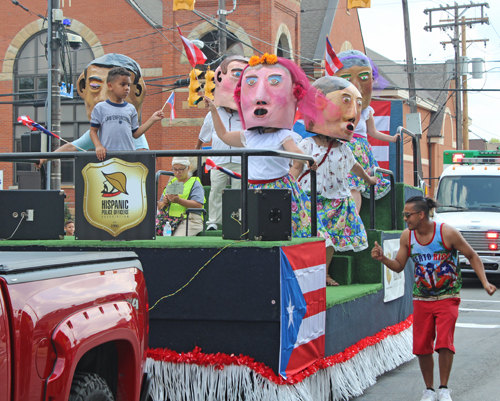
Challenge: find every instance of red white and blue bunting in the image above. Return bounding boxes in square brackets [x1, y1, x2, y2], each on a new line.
[147, 315, 414, 400]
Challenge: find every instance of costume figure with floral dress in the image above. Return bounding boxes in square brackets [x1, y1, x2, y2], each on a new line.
[292, 76, 376, 285]
[204, 53, 331, 242]
[334, 50, 400, 211]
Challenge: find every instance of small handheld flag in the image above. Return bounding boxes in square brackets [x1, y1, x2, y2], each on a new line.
[177, 25, 207, 68]
[325, 37, 343, 76]
[204, 158, 241, 180]
[17, 115, 86, 151]
[161, 92, 176, 124]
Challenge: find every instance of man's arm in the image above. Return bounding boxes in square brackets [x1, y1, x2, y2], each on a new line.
[443, 225, 497, 295]
[35, 142, 78, 168]
[195, 139, 204, 150]
[371, 230, 410, 273]
[196, 112, 213, 149]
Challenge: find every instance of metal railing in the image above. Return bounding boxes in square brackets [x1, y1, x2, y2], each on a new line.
[396, 126, 420, 187]
[0, 149, 317, 240]
[369, 166, 397, 230]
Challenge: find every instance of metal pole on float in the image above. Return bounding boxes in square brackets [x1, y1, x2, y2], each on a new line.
[48, 0, 62, 190]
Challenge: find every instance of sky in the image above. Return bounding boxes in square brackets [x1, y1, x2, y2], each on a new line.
[358, 0, 500, 142]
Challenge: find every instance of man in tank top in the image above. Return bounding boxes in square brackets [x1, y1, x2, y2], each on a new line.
[371, 196, 496, 401]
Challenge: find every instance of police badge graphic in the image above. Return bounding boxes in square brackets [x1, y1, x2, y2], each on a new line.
[82, 158, 148, 236]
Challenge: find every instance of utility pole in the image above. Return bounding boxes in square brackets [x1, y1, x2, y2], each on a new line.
[47, 0, 62, 189]
[218, 0, 227, 56]
[402, 0, 423, 181]
[462, 18, 469, 149]
[424, 1, 489, 150]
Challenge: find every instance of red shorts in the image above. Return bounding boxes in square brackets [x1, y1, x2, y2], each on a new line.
[413, 298, 460, 355]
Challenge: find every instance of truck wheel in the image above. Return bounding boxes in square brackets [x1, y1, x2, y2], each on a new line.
[69, 372, 114, 401]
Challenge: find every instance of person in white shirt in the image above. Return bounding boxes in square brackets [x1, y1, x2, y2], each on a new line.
[195, 56, 248, 231]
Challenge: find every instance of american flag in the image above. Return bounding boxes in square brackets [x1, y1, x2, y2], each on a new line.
[369, 100, 392, 170]
[279, 242, 326, 379]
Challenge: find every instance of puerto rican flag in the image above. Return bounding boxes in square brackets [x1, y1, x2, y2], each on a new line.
[177, 26, 207, 68]
[165, 92, 176, 123]
[17, 115, 61, 139]
[279, 242, 326, 379]
[369, 100, 391, 170]
[204, 157, 241, 179]
[325, 37, 343, 76]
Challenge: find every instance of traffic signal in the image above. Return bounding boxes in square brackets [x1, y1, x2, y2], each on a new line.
[173, 0, 195, 11]
[347, 0, 371, 8]
[188, 68, 203, 107]
[204, 67, 215, 100]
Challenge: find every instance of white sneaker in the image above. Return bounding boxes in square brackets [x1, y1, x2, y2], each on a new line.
[420, 389, 438, 401]
[437, 388, 452, 400]
[206, 223, 218, 231]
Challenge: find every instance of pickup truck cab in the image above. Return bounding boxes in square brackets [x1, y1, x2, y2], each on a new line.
[0, 251, 150, 401]
[433, 150, 500, 276]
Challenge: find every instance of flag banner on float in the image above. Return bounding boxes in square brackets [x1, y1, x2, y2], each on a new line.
[369, 100, 392, 170]
[383, 239, 406, 302]
[279, 242, 326, 379]
[325, 37, 343, 76]
[177, 26, 207, 68]
[204, 158, 241, 179]
[18, 116, 61, 139]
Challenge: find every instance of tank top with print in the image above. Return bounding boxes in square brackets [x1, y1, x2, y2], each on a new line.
[409, 222, 461, 299]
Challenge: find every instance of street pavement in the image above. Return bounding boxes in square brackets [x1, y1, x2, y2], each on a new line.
[354, 277, 500, 401]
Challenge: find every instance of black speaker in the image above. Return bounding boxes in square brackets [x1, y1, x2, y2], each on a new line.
[222, 189, 292, 241]
[0, 190, 66, 240]
[20, 131, 42, 152]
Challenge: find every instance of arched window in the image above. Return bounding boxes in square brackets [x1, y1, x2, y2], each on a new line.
[13, 30, 93, 185]
[198, 30, 239, 68]
[277, 33, 291, 59]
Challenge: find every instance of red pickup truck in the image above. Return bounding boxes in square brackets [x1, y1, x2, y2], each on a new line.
[0, 251, 150, 401]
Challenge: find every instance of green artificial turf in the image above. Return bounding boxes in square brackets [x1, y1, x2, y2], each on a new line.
[0, 235, 324, 249]
[326, 283, 383, 309]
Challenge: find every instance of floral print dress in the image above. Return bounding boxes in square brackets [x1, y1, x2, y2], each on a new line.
[298, 138, 368, 252]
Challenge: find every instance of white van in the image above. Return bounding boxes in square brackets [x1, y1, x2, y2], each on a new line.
[433, 151, 500, 275]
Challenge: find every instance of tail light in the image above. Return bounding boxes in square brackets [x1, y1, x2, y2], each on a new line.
[486, 232, 499, 239]
[489, 243, 498, 251]
[452, 153, 465, 163]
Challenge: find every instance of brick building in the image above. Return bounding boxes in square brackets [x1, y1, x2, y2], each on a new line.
[1, 0, 301, 207]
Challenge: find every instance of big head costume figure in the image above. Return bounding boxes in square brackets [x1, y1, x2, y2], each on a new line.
[214, 55, 248, 110]
[333, 50, 388, 110]
[305, 76, 362, 141]
[77, 53, 146, 120]
[234, 53, 320, 131]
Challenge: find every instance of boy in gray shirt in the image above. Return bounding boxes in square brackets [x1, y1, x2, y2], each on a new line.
[90, 67, 163, 160]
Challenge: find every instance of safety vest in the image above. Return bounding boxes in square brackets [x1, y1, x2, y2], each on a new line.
[163, 176, 205, 218]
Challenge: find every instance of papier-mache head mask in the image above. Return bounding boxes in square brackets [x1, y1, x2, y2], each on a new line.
[303, 76, 362, 141]
[234, 54, 321, 130]
[334, 50, 389, 110]
[214, 55, 249, 110]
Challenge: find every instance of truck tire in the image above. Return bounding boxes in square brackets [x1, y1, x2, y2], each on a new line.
[69, 372, 114, 401]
